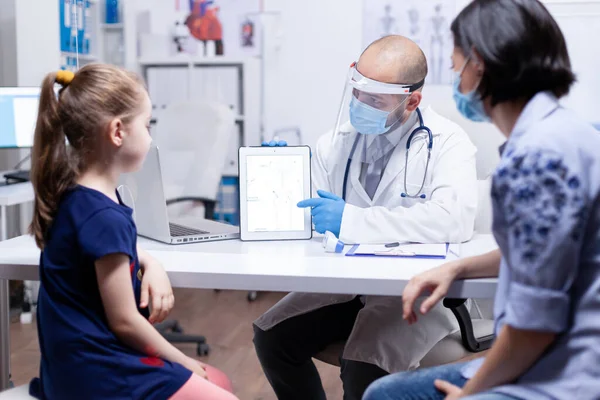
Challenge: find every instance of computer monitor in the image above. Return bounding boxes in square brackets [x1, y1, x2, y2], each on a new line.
[0, 87, 40, 149]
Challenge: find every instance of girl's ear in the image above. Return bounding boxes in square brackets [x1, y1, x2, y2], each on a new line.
[107, 118, 124, 147]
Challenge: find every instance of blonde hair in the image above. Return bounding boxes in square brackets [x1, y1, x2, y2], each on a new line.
[30, 64, 146, 249]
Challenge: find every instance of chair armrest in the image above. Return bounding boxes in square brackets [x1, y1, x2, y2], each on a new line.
[443, 298, 494, 353]
[166, 197, 217, 220]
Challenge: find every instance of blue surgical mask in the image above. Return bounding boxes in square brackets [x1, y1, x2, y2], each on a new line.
[349, 96, 394, 135]
[452, 71, 490, 123]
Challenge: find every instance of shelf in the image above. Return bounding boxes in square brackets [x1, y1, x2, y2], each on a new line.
[150, 115, 244, 124]
[61, 52, 99, 61]
[101, 23, 124, 30]
[138, 56, 258, 67]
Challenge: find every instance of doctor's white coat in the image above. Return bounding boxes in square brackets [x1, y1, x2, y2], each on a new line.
[254, 106, 478, 373]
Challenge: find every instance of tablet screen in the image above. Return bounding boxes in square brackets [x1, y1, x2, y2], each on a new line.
[246, 154, 305, 232]
[239, 146, 312, 241]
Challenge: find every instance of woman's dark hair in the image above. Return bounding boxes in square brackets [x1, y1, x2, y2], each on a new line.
[451, 0, 576, 105]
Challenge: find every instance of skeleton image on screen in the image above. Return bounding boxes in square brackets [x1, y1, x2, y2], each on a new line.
[429, 4, 447, 84]
[362, 0, 456, 85]
[245, 155, 305, 232]
[407, 7, 420, 44]
[380, 4, 399, 36]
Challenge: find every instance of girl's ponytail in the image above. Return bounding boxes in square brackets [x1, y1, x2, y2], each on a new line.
[29, 72, 76, 249]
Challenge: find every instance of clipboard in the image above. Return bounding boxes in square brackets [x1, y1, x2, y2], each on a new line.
[345, 243, 450, 259]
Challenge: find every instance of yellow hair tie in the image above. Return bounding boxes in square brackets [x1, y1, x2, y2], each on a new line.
[56, 70, 75, 86]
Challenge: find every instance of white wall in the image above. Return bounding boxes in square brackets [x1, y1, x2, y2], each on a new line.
[542, 0, 600, 124]
[0, 0, 60, 238]
[261, 0, 363, 144]
[14, 1, 61, 86]
[259, 0, 600, 168]
[0, 0, 61, 87]
[0, 0, 18, 87]
[135, 0, 600, 147]
[260, 0, 472, 148]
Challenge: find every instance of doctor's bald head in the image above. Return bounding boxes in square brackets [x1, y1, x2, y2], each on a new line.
[355, 35, 427, 121]
[357, 35, 428, 88]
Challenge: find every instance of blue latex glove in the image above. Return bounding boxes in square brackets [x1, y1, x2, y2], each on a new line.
[261, 140, 287, 147]
[297, 190, 345, 237]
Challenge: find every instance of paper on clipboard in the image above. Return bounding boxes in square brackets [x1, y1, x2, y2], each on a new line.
[346, 243, 450, 258]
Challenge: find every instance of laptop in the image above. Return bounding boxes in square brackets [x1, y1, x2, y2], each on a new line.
[117, 146, 240, 244]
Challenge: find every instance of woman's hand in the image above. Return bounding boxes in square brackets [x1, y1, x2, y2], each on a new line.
[435, 379, 465, 400]
[402, 260, 463, 324]
[140, 259, 175, 324]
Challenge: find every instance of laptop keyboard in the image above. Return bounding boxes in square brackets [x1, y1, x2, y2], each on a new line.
[169, 223, 209, 237]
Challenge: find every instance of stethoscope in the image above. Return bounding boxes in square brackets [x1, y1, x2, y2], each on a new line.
[342, 108, 433, 201]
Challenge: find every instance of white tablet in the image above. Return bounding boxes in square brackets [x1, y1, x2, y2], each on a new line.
[238, 146, 312, 241]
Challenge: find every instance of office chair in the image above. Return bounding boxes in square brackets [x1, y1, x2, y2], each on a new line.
[313, 301, 495, 367]
[154, 101, 235, 220]
[152, 101, 237, 355]
[314, 179, 497, 368]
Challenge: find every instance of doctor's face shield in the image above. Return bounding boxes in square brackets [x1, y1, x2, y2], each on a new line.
[333, 63, 424, 137]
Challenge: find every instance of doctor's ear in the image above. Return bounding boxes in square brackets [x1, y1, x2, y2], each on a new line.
[405, 92, 422, 113]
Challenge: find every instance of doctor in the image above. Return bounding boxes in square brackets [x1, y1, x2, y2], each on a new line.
[254, 35, 478, 400]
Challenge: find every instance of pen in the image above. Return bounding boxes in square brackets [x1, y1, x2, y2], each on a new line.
[385, 242, 400, 248]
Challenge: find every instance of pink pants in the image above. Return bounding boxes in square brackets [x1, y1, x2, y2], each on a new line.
[169, 365, 239, 400]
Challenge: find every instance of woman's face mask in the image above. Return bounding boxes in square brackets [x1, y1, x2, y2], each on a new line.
[452, 56, 490, 123]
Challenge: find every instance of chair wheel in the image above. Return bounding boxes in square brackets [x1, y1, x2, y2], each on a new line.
[197, 343, 210, 356]
[172, 323, 184, 334]
[247, 291, 258, 302]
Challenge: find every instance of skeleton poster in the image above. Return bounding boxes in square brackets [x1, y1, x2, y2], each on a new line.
[362, 0, 457, 85]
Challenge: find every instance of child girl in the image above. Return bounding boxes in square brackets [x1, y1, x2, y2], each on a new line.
[29, 64, 238, 400]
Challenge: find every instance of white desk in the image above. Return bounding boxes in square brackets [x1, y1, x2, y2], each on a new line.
[0, 233, 498, 390]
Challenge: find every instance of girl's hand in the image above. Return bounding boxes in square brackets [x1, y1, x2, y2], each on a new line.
[140, 260, 174, 323]
[183, 357, 208, 380]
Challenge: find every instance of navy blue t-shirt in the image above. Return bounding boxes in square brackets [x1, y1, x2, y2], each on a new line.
[32, 185, 191, 399]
